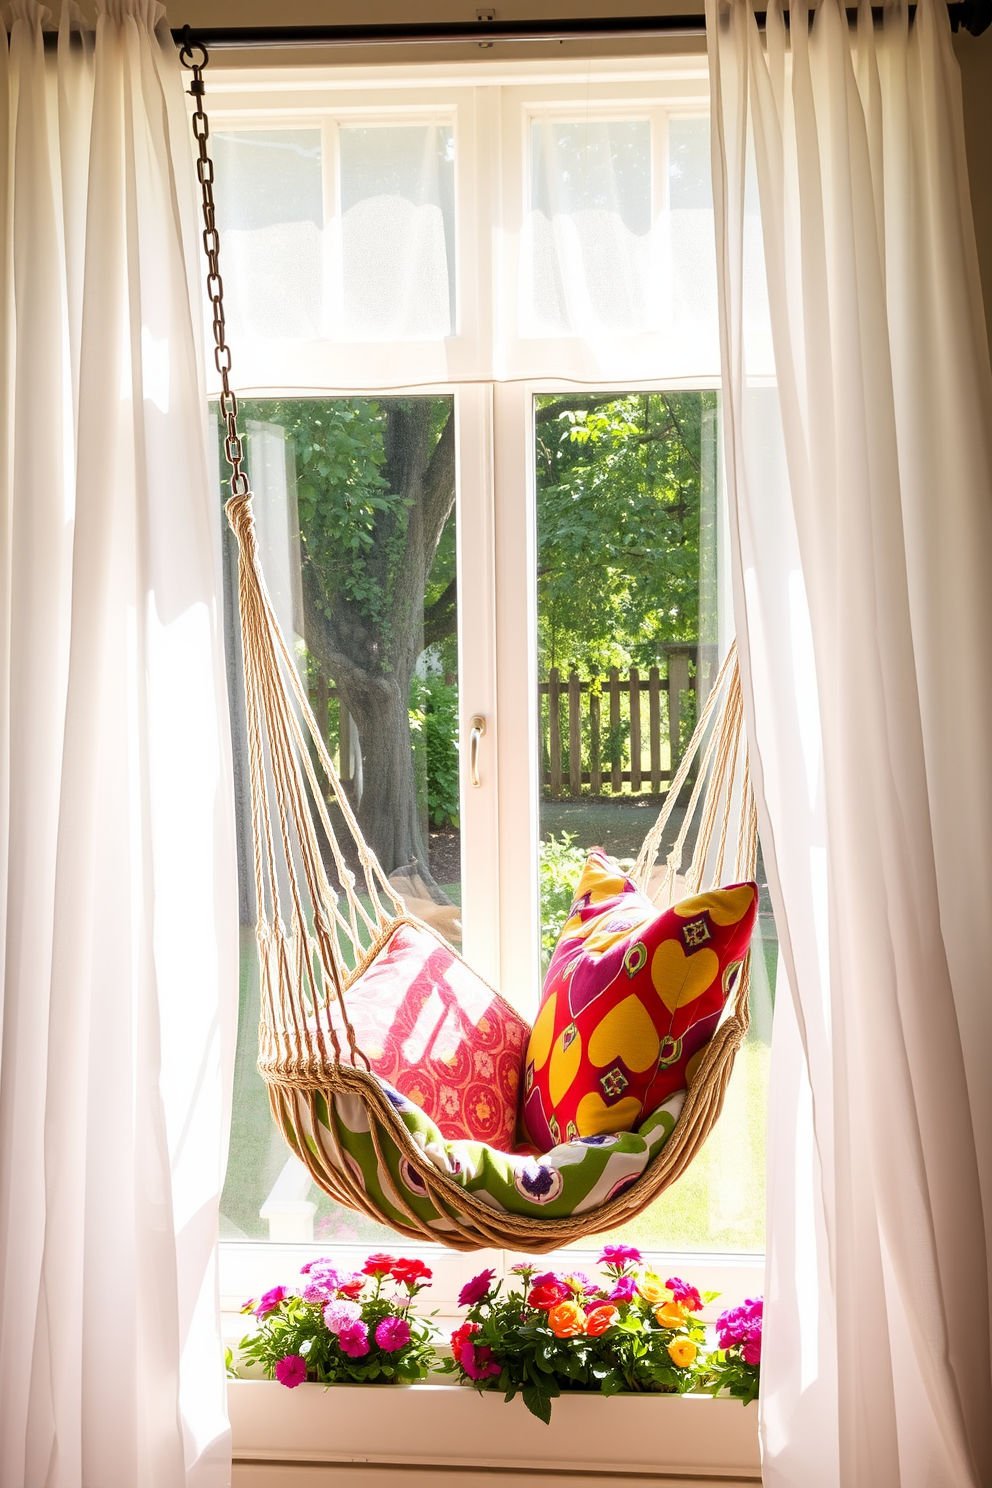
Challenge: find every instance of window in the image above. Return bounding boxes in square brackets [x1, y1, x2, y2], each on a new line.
[208, 54, 771, 1321]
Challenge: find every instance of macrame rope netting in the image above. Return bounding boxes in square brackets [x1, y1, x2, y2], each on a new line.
[228, 482, 757, 1248]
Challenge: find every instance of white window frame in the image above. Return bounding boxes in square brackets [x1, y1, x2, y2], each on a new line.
[209, 53, 766, 1320]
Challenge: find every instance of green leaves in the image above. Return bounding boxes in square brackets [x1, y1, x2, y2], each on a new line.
[535, 391, 716, 677]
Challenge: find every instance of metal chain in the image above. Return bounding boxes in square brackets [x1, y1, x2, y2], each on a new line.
[179, 28, 250, 500]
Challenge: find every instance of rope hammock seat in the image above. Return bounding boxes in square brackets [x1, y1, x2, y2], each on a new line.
[181, 40, 758, 1253]
[232, 473, 756, 1250]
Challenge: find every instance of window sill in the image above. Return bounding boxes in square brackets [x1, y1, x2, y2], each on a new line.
[229, 1380, 760, 1483]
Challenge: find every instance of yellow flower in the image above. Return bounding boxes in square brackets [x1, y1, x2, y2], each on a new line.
[547, 1301, 588, 1338]
[637, 1276, 667, 1306]
[667, 1338, 698, 1368]
[655, 1301, 687, 1328]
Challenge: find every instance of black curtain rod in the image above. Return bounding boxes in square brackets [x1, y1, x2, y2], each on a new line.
[171, 3, 991, 48]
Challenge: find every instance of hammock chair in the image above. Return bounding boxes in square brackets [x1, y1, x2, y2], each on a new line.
[181, 40, 758, 1252]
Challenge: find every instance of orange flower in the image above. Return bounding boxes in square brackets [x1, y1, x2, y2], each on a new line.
[637, 1276, 667, 1306]
[547, 1301, 588, 1338]
[585, 1304, 619, 1337]
[667, 1338, 698, 1368]
[655, 1301, 688, 1328]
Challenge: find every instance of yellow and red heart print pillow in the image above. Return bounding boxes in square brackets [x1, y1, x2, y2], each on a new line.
[520, 851, 757, 1152]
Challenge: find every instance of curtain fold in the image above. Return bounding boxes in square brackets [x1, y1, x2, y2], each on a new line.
[0, 4, 237, 1485]
[707, 0, 992, 1483]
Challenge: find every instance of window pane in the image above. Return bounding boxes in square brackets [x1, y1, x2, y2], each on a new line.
[668, 116, 718, 331]
[212, 129, 324, 340]
[339, 124, 456, 340]
[533, 391, 772, 1252]
[527, 119, 652, 335]
[217, 395, 461, 1243]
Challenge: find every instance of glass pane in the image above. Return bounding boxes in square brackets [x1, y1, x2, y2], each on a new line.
[667, 116, 718, 331]
[212, 129, 324, 340]
[217, 395, 461, 1243]
[533, 391, 773, 1252]
[527, 118, 652, 335]
[339, 124, 456, 340]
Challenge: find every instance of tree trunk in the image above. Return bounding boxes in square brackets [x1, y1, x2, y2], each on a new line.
[335, 661, 427, 877]
[298, 400, 456, 884]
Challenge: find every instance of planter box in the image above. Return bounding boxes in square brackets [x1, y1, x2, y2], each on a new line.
[229, 1379, 759, 1485]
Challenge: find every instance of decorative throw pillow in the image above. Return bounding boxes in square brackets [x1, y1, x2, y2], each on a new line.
[520, 851, 757, 1153]
[332, 920, 530, 1151]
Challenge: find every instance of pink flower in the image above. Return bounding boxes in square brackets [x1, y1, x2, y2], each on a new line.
[599, 1244, 642, 1270]
[300, 1257, 335, 1275]
[254, 1286, 289, 1318]
[462, 1339, 501, 1381]
[338, 1320, 370, 1358]
[323, 1299, 362, 1334]
[666, 1277, 703, 1312]
[607, 1276, 638, 1304]
[458, 1268, 496, 1307]
[274, 1354, 307, 1388]
[375, 1315, 411, 1352]
[716, 1297, 763, 1359]
[301, 1265, 365, 1306]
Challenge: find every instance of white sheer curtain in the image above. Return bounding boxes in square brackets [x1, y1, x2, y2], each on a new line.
[707, 0, 992, 1483]
[0, 4, 237, 1486]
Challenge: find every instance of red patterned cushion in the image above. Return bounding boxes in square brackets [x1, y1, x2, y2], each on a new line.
[336, 921, 530, 1150]
[520, 852, 757, 1152]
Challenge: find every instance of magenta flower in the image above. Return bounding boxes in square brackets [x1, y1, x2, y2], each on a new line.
[462, 1339, 501, 1380]
[458, 1268, 496, 1307]
[529, 1270, 564, 1288]
[666, 1277, 703, 1312]
[375, 1315, 412, 1352]
[338, 1320, 370, 1358]
[599, 1244, 642, 1270]
[607, 1276, 638, 1304]
[274, 1354, 307, 1388]
[716, 1297, 763, 1359]
[323, 1299, 361, 1334]
[254, 1286, 289, 1318]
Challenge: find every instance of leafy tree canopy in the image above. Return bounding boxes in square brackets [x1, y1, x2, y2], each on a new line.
[535, 390, 716, 676]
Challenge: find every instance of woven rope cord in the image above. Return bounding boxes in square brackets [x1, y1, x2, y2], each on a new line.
[229, 484, 757, 1248]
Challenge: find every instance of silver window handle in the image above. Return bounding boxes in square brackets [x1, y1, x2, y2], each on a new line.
[469, 715, 486, 788]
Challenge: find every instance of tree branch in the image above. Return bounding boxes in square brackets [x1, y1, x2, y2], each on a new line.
[421, 409, 457, 554]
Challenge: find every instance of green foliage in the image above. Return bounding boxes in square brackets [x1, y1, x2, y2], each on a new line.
[535, 391, 715, 678]
[232, 397, 453, 670]
[410, 673, 460, 829]
[698, 1348, 760, 1405]
[440, 1258, 713, 1423]
[538, 833, 587, 970]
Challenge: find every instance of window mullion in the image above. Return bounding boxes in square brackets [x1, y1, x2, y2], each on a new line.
[492, 379, 541, 1014]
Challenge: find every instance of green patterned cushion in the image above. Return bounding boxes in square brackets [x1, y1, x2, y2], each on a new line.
[273, 1074, 684, 1241]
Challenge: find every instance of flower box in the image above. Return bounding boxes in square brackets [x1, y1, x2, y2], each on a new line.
[228, 1379, 759, 1483]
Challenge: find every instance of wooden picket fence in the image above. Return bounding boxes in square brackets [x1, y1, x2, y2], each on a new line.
[540, 646, 715, 798]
